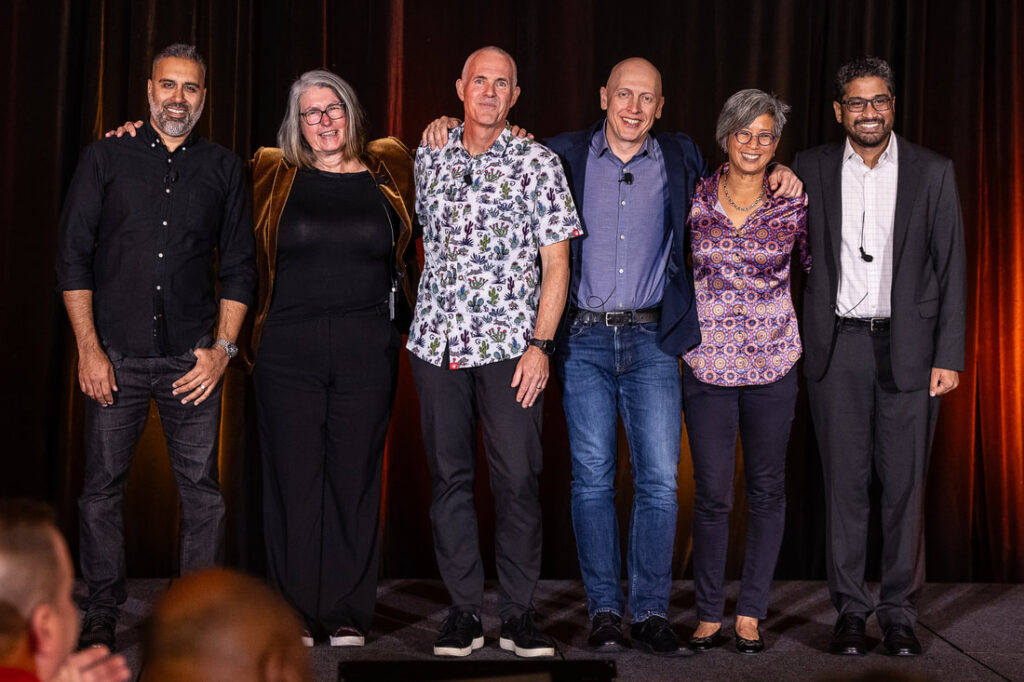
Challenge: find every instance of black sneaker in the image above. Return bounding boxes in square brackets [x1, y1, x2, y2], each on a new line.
[433, 609, 483, 657]
[630, 615, 683, 656]
[78, 611, 117, 651]
[588, 611, 626, 649]
[499, 611, 555, 658]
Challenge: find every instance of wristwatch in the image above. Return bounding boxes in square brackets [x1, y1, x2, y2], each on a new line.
[214, 339, 239, 358]
[528, 338, 556, 356]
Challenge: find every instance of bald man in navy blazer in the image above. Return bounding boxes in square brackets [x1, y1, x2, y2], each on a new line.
[792, 56, 965, 657]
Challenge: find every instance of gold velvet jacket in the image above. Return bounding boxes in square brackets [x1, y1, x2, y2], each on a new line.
[246, 138, 420, 369]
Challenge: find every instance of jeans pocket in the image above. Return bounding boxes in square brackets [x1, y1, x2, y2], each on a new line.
[637, 321, 660, 337]
[567, 319, 592, 339]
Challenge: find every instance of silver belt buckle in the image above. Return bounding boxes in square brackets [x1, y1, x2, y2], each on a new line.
[869, 317, 885, 332]
[604, 311, 628, 326]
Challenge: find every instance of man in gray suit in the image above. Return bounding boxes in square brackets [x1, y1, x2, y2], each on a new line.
[792, 56, 966, 657]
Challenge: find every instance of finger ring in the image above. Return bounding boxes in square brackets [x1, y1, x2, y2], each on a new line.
[200, 384, 207, 390]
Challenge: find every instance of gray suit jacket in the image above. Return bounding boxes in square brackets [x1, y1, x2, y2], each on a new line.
[792, 134, 966, 391]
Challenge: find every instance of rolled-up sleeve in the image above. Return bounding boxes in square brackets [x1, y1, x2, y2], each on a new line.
[216, 155, 257, 306]
[56, 143, 104, 292]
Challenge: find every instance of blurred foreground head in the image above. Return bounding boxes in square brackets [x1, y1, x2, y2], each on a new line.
[0, 499, 79, 682]
[142, 568, 312, 682]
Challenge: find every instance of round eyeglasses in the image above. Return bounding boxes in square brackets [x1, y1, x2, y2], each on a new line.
[301, 103, 346, 126]
[732, 130, 778, 146]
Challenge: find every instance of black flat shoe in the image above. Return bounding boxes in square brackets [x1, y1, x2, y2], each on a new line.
[688, 627, 724, 651]
[735, 632, 764, 654]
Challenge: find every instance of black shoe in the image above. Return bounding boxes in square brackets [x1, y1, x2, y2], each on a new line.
[883, 624, 922, 656]
[735, 631, 764, 654]
[630, 616, 683, 656]
[433, 609, 483, 657]
[689, 626, 724, 651]
[500, 610, 556, 658]
[828, 614, 866, 655]
[78, 611, 116, 651]
[588, 612, 626, 649]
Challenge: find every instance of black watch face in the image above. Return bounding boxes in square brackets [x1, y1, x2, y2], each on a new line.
[530, 338, 555, 355]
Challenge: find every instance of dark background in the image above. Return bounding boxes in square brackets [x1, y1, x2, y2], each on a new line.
[2, 0, 1022, 584]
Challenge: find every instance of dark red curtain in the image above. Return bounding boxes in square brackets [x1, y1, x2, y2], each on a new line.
[2, 0, 1021, 582]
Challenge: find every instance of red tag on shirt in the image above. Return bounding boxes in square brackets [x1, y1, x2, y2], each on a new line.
[449, 359, 460, 370]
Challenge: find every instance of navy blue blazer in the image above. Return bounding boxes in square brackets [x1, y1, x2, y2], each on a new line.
[546, 121, 707, 355]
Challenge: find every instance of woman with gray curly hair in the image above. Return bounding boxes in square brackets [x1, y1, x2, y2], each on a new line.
[683, 89, 809, 654]
[249, 69, 419, 649]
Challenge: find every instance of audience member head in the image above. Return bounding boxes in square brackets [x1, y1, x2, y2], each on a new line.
[142, 568, 312, 682]
[0, 499, 79, 681]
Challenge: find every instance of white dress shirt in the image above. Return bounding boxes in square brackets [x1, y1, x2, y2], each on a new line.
[837, 132, 898, 318]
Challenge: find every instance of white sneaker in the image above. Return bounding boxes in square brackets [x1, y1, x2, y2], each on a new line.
[330, 625, 366, 647]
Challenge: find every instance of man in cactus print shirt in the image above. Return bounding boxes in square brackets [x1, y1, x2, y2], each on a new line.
[408, 46, 579, 660]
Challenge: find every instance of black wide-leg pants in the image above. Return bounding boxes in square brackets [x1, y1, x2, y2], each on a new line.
[254, 314, 399, 635]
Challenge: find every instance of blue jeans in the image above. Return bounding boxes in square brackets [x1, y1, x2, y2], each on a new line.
[557, 320, 682, 622]
[78, 343, 225, 618]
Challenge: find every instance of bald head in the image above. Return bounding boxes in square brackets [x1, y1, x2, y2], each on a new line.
[600, 57, 665, 161]
[142, 569, 311, 682]
[605, 57, 662, 95]
[461, 46, 518, 87]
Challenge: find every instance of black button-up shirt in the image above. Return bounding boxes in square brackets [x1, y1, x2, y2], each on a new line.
[56, 122, 255, 357]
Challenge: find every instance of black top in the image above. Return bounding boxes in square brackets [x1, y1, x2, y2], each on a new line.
[267, 168, 396, 324]
[56, 121, 256, 357]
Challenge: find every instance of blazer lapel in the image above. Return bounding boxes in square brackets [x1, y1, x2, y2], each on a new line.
[654, 129, 687, 240]
[892, 134, 921, 269]
[821, 143, 844, 287]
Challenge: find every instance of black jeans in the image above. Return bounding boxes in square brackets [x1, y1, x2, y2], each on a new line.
[79, 344, 224, 617]
[410, 354, 544, 620]
[254, 314, 399, 635]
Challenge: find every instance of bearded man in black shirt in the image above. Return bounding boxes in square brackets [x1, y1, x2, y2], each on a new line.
[55, 43, 255, 652]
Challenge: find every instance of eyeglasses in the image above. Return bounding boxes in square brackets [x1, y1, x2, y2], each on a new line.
[839, 95, 893, 112]
[301, 103, 346, 126]
[732, 130, 778, 146]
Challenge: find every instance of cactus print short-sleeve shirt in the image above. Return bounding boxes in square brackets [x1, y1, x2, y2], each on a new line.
[408, 125, 581, 369]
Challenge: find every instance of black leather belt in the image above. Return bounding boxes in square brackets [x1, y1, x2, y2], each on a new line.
[569, 307, 661, 327]
[837, 316, 890, 333]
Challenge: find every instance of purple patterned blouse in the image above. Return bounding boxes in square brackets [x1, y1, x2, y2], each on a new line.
[684, 163, 810, 386]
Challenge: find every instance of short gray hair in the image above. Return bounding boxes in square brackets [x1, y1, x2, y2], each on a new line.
[715, 89, 791, 152]
[152, 43, 206, 82]
[0, 500, 60, 621]
[277, 69, 368, 169]
[461, 46, 518, 88]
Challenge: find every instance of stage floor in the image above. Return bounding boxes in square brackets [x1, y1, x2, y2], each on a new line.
[80, 578, 1023, 681]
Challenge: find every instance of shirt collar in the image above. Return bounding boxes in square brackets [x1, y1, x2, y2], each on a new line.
[590, 124, 652, 161]
[843, 131, 898, 167]
[141, 119, 200, 151]
[451, 123, 514, 158]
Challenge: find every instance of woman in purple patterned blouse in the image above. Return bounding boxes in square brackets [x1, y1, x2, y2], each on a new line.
[683, 89, 809, 655]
